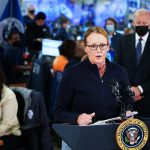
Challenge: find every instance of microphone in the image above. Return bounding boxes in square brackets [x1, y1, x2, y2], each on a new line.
[121, 80, 135, 103]
[110, 80, 122, 103]
[110, 79, 126, 119]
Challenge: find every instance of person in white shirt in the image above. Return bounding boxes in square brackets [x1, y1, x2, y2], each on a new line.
[0, 67, 22, 150]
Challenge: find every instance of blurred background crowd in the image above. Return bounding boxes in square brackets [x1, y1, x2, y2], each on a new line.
[0, 0, 150, 149]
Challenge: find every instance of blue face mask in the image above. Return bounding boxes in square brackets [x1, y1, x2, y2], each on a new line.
[106, 25, 115, 33]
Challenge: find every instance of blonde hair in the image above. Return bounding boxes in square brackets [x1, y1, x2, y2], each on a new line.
[81, 54, 88, 62]
[84, 26, 109, 45]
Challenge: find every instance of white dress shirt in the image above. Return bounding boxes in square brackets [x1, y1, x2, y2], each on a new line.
[135, 32, 149, 54]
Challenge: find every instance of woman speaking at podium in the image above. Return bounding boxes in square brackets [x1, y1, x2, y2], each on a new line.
[53, 26, 133, 150]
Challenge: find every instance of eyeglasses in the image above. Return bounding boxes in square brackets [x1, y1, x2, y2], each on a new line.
[86, 44, 108, 51]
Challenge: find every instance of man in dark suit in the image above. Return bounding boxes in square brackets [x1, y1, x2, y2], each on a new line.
[115, 9, 150, 117]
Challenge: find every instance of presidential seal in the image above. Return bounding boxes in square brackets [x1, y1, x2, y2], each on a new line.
[116, 118, 149, 150]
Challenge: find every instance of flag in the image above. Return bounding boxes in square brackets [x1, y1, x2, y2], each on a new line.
[0, 0, 24, 43]
[0, 0, 23, 22]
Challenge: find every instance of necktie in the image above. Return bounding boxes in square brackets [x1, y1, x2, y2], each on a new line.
[136, 38, 142, 66]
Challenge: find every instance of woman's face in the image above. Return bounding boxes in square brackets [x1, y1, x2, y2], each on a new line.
[85, 32, 109, 65]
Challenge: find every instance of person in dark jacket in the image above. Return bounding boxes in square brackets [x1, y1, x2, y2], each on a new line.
[64, 40, 86, 70]
[53, 26, 133, 150]
[104, 17, 123, 51]
[25, 12, 51, 54]
[56, 18, 72, 41]
[52, 40, 76, 73]
[3, 30, 31, 85]
[115, 9, 150, 118]
[23, 5, 35, 28]
[104, 17, 123, 62]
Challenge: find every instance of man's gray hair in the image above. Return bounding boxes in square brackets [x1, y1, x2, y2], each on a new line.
[133, 8, 150, 21]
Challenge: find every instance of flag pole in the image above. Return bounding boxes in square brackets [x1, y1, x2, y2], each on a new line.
[10, 0, 13, 17]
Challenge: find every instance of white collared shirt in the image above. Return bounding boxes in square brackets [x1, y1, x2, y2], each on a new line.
[135, 32, 149, 54]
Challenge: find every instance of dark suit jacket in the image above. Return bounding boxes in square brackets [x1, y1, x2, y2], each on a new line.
[110, 32, 123, 51]
[115, 32, 150, 117]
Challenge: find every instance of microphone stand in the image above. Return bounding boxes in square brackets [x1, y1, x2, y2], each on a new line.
[90, 81, 138, 125]
[90, 81, 138, 126]
[111, 82, 126, 120]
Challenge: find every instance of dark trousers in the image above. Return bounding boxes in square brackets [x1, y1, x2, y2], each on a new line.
[0, 135, 23, 150]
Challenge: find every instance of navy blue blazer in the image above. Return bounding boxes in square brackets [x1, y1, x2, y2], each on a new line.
[53, 59, 131, 124]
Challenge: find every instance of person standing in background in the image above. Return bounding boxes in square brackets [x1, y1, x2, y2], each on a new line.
[3, 30, 31, 85]
[115, 9, 150, 118]
[105, 17, 123, 52]
[124, 27, 134, 35]
[25, 12, 51, 55]
[55, 18, 72, 41]
[64, 40, 86, 69]
[52, 40, 76, 73]
[23, 5, 35, 28]
[104, 17, 123, 62]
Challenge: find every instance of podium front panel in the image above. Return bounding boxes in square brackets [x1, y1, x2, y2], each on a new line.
[53, 123, 119, 150]
[53, 121, 150, 150]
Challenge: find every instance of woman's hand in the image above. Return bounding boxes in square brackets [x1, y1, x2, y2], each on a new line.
[126, 111, 134, 118]
[77, 112, 95, 125]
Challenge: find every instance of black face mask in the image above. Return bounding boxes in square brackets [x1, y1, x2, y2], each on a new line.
[29, 10, 35, 14]
[135, 26, 149, 36]
[12, 41, 21, 47]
